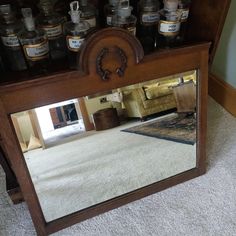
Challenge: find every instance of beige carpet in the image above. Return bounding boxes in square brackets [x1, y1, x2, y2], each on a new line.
[1, 97, 236, 236]
[24, 114, 196, 222]
[43, 121, 85, 148]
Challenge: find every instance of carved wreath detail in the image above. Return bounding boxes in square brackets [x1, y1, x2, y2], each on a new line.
[96, 47, 127, 81]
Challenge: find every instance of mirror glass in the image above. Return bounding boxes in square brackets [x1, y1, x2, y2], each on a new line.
[11, 70, 197, 222]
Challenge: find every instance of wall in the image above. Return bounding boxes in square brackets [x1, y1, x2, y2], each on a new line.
[12, 112, 34, 143]
[211, 0, 236, 88]
[35, 107, 54, 133]
[84, 95, 112, 122]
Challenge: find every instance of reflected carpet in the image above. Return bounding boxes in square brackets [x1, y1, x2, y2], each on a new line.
[122, 114, 196, 145]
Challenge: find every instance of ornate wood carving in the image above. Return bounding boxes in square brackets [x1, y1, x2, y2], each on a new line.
[96, 46, 127, 81]
[96, 48, 110, 81]
[79, 28, 144, 78]
[116, 47, 127, 77]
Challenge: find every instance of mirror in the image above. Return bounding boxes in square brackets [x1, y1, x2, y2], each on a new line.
[11, 70, 197, 222]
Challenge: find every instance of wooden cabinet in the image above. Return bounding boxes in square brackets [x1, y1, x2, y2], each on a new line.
[0, 1, 231, 235]
[0, 0, 231, 84]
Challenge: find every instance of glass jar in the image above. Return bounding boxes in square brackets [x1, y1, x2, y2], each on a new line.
[0, 50, 6, 73]
[104, 0, 119, 26]
[18, 8, 50, 75]
[15, 0, 40, 18]
[0, 4, 27, 71]
[177, 0, 191, 43]
[79, 0, 97, 29]
[54, 0, 72, 21]
[63, 1, 90, 69]
[111, 0, 137, 36]
[137, 0, 160, 54]
[157, 0, 181, 48]
[37, 0, 67, 61]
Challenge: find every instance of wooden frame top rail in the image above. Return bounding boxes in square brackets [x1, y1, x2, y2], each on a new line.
[0, 42, 210, 115]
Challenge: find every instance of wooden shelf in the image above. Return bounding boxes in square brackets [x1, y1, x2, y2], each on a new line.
[0, 41, 207, 87]
[0, 58, 71, 85]
[0, 40, 210, 115]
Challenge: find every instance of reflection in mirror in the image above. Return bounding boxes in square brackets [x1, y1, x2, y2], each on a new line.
[11, 70, 197, 222]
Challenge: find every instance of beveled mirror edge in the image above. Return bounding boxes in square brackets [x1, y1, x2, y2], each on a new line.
[0, 41, 209, 235]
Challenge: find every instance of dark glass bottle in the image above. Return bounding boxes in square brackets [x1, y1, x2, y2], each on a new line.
[15, 0, 40, 18]
[0, 51, 6, 73]
[18, 8, 50, 75]
[104, 0, 119, 26]
[177, 0, 191, 43]
[130, 0, 138, 16]
[111, 0, 137, 36]
[37, 0, 67, 61]
[63, 1, 90, 69]
[54, 0, 72, 21]
[0, 4, 27, 72]
[159, 0, 164, 8]
[79, 0, 97, 29]
[157, 0, 181, 48]
[137, 0, 160, 54]
[0, 34, 9, 73]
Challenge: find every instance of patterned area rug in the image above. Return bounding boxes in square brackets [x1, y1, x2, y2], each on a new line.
[122, 114, 196, 145]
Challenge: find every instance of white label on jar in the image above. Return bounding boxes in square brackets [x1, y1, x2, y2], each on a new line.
[67, 36, 85, 52]
[1, 35, 20, 47]
[127, 27, 136, 36]
[180, 9, 189, 21]
[159, 21, 181, 36]
[84, 17, 96, 28]
[106, 16, 112, 25]
[24, 40, 49, 61]
[141, 12, 160, 24]
[42, 24, 63, 39]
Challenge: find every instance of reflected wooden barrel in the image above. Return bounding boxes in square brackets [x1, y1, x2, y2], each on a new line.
[93, 108, 120, 131]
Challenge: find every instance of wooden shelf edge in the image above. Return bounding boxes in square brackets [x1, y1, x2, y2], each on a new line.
[0, 42, 211, 92]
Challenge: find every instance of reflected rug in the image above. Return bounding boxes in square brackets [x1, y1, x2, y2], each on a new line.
[122, 114, 196, 145]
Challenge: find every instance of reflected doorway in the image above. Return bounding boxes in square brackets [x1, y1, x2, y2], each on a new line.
[35, 99, 85, 148]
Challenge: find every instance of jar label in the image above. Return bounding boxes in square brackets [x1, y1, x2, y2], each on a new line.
[106, 16, 112, 25]
[1, 35, 20, 47]
[67, 36, 85, 52]
[41, 24, 63, 39]
[127, 27, 136, 36]
[23, 40, 49, 61]
[141, 12, 160, 24]
[159, 21, 181, 36]
[179, 8, 189, 22]
[84, 17, 96, 28]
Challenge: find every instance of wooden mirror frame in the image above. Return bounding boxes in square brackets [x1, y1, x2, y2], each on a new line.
[0, 28, 210, 236]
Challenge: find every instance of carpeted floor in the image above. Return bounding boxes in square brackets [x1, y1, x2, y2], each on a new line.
[24, 116, 195, 222]
[43, 120, 85, 148]
[1, 97, 236, 236]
